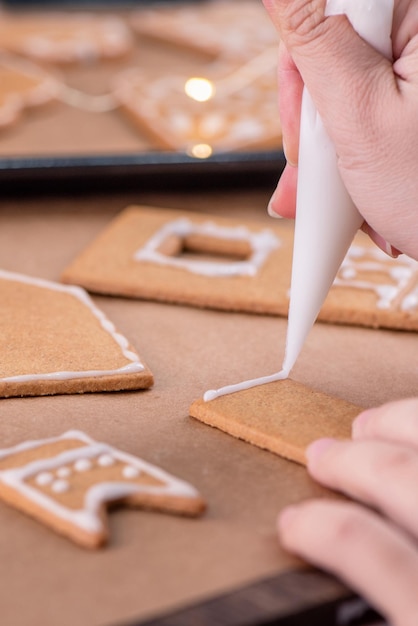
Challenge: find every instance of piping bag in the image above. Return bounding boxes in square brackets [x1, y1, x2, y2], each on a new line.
[204, 0, 393, 402]
[282, 0, 394, 374]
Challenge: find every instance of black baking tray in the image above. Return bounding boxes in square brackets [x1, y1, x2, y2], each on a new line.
[0, 150, 286, 195]
[0, 0, 284, 194]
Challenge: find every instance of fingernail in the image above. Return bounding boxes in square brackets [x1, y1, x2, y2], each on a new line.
[267, 191, 283, 218]
[278, 505, 299, 531]
[267, 199, 283, 218]
[306, 438, 335, 465]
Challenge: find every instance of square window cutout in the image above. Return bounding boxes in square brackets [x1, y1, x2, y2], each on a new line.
[61, 205, 293, 315]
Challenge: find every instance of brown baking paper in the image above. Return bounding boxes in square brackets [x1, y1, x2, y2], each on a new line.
[0, 190, 416, 626]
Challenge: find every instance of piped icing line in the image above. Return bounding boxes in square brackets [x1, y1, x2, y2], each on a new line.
[0, 431, 200, 535]
[0, 269, 144, 383]
[334, 245, 418, 311]
[134, 218, 280, 277]
[204, 369, 289, 402]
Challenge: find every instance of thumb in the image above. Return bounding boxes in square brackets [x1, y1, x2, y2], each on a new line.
[262, 0, 395, 146]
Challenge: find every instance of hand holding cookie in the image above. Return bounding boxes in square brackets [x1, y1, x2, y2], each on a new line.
[263, 0, 418, 260]
[278, 397, 418, 625]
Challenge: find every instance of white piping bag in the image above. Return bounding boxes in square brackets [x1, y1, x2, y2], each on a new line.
[203, 0, 394, 402]
[282, 0, 394, 374]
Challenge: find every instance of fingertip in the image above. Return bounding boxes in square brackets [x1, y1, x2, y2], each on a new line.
[278, 505, 299, 533]
[352, 409, 375, 438]
[306, 437, 336, 467]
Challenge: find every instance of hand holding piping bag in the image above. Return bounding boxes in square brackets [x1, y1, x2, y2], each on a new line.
[262, 2, 418, 622]
[264, 0, 418, 262]
[270, 0, 396, 375]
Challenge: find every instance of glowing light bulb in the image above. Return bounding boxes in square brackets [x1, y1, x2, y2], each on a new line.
[189, 143, 213, 159]
[184, 77, 215, 102]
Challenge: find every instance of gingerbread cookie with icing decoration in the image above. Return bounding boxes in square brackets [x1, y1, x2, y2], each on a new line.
[0, 431, 205, 548]
[61, 205, 418, 330]
[61, 205, 286, 314]
[190, 379, 361, 466]
[0, 269, 153, 398]
[0, 53, 58, 129]
[112, 57, 281, 155]
[130, 0, 278, 61]
[0, 12, 132, 64]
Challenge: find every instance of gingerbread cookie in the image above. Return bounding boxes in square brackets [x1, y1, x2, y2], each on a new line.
[113, 56, 281, 155]
[190, 379, 361, 465]
[0, 269, 153, 398]
[131, 0, 278, 61]
[61, 205, 285, 313]
[0, 12, 132, 63]
[0, 53, 58, 129]
[61, 205, 418, 330]
[0, 430, 205, 548]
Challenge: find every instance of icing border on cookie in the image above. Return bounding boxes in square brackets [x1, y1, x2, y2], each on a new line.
[0, 269, 144, 383]
[0, 431, 199, 535]
[134, 218, 280, 277]
[335, 245, 418, 311]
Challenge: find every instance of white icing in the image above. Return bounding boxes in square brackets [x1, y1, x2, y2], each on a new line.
[134, 218, 280, 277]
[204, 369, 288, 402]
[0, 431, 200, 535]
[56, 466, 71, 479]
[35, 472, 54, 487]
[98, 454, 115, 467]
[335, 245, 418, 310]
[122, 466, 140, 480]
[74, 458, 92, 472]
[51, 479, 70, 494]
[0, 269, 144, 385]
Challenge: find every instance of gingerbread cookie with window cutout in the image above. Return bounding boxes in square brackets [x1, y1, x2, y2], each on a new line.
[113, 56, 281, 155]
[0, 12, 132, 64]
[0, 269, 153, 398]
[61, 205, 418, 330]
[0, 430, 205, 548]
[131, 0, 278, 61]
[0, 53, 58, 129]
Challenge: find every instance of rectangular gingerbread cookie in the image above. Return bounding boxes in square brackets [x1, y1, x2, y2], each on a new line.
[61, 205, 418, 331]
[0, 269, 153, 398]
[190, 379, 361, 466]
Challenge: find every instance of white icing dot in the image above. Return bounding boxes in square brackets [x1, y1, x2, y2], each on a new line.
[51, 479, 70, 494]
[122, 465, 140, 479]
[74, 458, 92, 472]
[35, 472, 53, 486]
[98, 454, 115, 467]
[56, 466, 71, 478]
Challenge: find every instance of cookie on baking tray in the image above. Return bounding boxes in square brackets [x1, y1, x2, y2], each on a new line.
[112, 59, 281, 155]
[0, 12, 132, 63]
[0, 430, 205, 548]
[130, 0, 278, 61]
[61, 205, 418, 331]
[0, 53, 58, 129]
[0, 269, 153, 398]
[190, 379, 361, 466]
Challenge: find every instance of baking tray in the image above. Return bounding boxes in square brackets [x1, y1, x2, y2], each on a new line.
[0, 0, 285, 193]
[0, 150, 285, 194]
